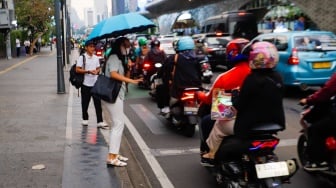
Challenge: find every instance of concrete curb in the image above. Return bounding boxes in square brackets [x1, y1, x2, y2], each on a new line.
[101, 104, 152, 188]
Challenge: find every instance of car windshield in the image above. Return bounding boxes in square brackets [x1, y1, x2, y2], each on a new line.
[294, 34, 336, 51]
[206, 37, 229, 46]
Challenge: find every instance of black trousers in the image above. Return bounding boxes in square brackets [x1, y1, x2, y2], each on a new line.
[156, 84, 170, 109]
[307, 113, 336, 162]
[199, 114, 215, 154]
[80, 85, 103, 123]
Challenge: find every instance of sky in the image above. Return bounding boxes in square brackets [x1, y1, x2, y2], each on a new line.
[71, 0, 146, 20]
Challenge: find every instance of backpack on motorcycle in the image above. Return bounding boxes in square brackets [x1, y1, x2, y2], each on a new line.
[69, 55, 85, 95]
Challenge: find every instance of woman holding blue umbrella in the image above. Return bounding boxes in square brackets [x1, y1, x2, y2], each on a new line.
[103, 37, 143, 167]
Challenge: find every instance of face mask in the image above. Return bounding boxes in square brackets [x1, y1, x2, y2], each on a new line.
[126, 47, 130, 54]
[121, 47, 127, 55]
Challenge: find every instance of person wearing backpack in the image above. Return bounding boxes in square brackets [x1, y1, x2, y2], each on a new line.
[76, 40, 108, 129]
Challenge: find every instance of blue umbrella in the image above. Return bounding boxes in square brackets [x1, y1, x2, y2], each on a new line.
[86, 12, 156, 41]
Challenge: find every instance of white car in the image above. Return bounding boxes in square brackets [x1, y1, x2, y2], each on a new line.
[158, 37, 175, 55]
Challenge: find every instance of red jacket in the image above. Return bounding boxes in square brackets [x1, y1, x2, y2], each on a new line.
[307, 73, 336, 104]
[198, 62, 251, 104]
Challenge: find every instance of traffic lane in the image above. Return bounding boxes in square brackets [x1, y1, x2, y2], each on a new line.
[276, 146, 335, 188]
[123, 84, 325, 188]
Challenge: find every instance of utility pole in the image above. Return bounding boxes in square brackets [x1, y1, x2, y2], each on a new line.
[54, 0, 65, 94]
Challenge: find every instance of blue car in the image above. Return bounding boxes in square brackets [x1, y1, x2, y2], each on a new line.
[251, 31, 336, 89]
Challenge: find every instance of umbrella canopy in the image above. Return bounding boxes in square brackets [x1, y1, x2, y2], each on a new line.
[86, 12, 156, 41]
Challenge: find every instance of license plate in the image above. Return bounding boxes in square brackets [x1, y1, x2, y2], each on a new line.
[255, 161, 289, 179]
[154, 78, 163, 85]
[203, 70, 213, 76]
[216, 50, 224, 55]
[184, 107, 198, 114]
[312, 62, 331, 69]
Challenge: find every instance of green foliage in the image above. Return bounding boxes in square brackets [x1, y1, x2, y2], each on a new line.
[14, 0, 54, 54]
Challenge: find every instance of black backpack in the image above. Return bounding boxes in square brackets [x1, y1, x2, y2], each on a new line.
[69, 54, 85, 89]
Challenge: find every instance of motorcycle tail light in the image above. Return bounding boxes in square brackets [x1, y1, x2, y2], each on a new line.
[181, 91, 195, 101]
[202, 63, 209, 70]
[96, 50, 103, 56]
[143, 62, 151, 69]
[325, 136, 336, 150]
[249, 139, 279, 151]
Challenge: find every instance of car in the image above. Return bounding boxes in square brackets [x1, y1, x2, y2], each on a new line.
[251, 31, 336, 90]
[192, 33, 232, 70]
[95, 41, 105, 64]
[157, 36, 177, 55]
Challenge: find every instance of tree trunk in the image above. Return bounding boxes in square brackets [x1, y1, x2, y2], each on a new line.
[29, 32, 44, 55]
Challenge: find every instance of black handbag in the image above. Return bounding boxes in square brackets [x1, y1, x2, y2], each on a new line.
[91, 74, 122, 103]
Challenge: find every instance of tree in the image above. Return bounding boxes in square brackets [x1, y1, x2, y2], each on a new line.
[14, 0, 54, 55]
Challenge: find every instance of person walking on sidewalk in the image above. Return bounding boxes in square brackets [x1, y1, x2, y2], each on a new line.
[104, 37, 143, 167]
[76, 40, 108, 129]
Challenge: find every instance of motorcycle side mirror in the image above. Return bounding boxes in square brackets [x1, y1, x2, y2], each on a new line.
[155, 63, 162, 68]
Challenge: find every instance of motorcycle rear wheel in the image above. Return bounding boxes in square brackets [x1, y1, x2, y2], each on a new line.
[182, 124, 196, 137]
[297, 134, 310, 166]
[260, 178, 283, 188]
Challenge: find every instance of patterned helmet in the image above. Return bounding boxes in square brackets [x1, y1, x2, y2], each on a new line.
[138, 37, 148, 46]
[249, 41, 279, 69]
[225, 38, 250, 63]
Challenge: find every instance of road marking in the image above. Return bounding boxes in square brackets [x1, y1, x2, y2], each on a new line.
[130, 104, 167, 134]
[0, 51, 54, 76]
[0, 56, 37, 75]
[151, 138, 298, 157]
[124, 114, 174, 188]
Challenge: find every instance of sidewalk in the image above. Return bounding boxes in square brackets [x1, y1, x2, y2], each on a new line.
[0, 47, 141, 188]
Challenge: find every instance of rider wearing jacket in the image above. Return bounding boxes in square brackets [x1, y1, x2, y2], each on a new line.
[170, 36, 202, 100]
[300, 72, 336, 171]
[197, 38, 251, 166]
[146, 39, 166, 65]
[201, 41, 285, 166]
[233, 42, 285, 139]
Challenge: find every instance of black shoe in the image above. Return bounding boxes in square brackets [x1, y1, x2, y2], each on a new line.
[304, 161, 329, 172]
[200, 157, 215, 167]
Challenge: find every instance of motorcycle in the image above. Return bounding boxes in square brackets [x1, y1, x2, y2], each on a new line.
[200, 58, 213, 84]
[166, 87, 200, 137]
[149, 59, 212, 99]
[297, 102, 336, 184]
[148, 62, 163, 98]
[138, 59, 162, 89]
[207, 123, 298, 187]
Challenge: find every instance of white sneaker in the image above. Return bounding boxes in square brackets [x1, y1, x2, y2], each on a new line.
[97, 122, 109, 129]
[82, 120, 89, 126]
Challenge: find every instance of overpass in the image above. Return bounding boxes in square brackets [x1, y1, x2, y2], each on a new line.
[145, 0, 336, 34]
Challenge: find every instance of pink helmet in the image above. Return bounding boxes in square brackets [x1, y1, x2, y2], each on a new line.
[248, 41, 279, 69]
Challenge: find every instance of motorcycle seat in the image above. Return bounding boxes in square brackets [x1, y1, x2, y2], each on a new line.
[250, 123, 284, 135]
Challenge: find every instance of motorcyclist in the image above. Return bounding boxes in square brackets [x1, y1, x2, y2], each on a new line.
[155, 40, 178, 114]
[299, 72, 336, 171]
[146, 39, 167, 97]
[196, 38, 251, 166]
[146, 39, 167, 64]
[133, 37, 149, 77]
[201, 41, 285, 166]
[170, 36, 202, 104]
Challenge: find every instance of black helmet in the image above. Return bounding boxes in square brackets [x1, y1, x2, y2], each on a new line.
[150, 39, 160, 47]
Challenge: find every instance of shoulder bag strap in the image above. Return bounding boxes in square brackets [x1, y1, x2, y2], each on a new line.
[82, 54, 86, 69]
[171, 54, 178, 78]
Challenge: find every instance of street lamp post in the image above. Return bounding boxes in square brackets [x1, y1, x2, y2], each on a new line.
[54, 0, 65, 94]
